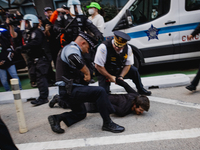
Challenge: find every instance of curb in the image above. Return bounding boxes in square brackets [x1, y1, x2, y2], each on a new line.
[0, 74, 190, 104]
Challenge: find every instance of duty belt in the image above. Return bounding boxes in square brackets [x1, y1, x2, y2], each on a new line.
[62, 76, 73, 95]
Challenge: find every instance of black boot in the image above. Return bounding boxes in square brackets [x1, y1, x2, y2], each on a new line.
[31, 98, 48, 106]
[138, 88, 152, 96]
[48, 115, 64, 134]
[186, 84, 196, 91]
[102, 120, 125, 133]
[49, 94, 59, 108]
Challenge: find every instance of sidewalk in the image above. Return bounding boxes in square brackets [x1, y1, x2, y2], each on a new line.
[0, 74, 191, 104]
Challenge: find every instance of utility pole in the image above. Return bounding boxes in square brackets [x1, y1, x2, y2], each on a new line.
[8, 0, 11, 8]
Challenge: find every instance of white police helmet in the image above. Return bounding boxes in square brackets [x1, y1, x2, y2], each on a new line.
[67, 0, 83, 15]
[20, 14, 39, 30]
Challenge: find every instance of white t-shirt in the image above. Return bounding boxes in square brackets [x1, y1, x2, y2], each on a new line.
[88, 14, 105, 34]
[94, 40, 134, 67]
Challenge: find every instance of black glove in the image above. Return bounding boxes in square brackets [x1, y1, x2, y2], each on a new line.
[96, 33, 104, 42]
[15, 46, 23, 53]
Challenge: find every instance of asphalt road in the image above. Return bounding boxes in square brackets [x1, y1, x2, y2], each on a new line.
[1, 75, 200, 150]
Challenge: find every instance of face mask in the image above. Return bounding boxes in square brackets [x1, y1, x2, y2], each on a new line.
[88, 8, 94, 15]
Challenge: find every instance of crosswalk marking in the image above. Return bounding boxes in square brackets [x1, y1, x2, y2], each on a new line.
[16, 96, 200, 150]
[17, 128, 200, 150]
[149, 96, 200, 109]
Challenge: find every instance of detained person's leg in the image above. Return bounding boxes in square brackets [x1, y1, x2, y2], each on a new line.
[125, 66, 151, 95]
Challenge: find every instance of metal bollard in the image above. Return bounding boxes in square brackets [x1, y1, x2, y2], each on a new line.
[10, 78, 28, 133]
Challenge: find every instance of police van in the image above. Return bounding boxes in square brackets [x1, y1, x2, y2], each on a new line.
[104, 0, 200, 68]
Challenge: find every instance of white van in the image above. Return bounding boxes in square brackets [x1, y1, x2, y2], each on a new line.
[104, 0, 200, 68]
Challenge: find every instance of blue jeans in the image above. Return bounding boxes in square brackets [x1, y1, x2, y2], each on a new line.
[0, 65, 22, 91]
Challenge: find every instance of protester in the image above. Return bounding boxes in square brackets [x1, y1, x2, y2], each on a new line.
[0, 22, 22, 91]
[48, 31, 125, 134]
[108, 78, 150, 117]
[94, 30, 151, 95]
[87, 2, 105, 34]
[6, 11, 37, 88]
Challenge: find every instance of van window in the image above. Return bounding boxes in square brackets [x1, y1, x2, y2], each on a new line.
[129, 0, 170, 25]
[186, 0, 200, 11]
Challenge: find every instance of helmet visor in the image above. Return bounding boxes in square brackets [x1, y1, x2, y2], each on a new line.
[20, 20, 33, 30]
[70, 5, 83, 15]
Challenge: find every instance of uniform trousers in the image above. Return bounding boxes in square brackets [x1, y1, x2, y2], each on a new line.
[29, 57, 50, 99]
[56, 85, 115, 127]
[97, 66, 144, 94]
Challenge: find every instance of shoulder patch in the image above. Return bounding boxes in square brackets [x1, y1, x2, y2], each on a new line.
[57, 16, 61, 21]
[31, 32, 36, 39]
[100, 48, 106, 54]
[64, 15, 68, 20]
[71, 45, 79, 51]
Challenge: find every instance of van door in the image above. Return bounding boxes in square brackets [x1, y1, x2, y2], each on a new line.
[179, 0, 200, 60]
[113, 0, 179, 65]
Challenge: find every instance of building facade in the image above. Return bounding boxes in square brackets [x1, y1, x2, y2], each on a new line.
[0, 0, 128, 20]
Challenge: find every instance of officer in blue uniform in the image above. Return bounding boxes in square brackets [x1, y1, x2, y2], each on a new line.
[15, 14, 50, 106]
[95, 31, 151, 95]
[48, 31, 125, 134]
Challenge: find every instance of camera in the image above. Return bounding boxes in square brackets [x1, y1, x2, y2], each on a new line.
[0, 7, 23, 26]
[7, 13, 23, 26]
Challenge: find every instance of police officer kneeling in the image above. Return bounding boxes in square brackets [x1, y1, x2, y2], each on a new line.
[48, 31, 125, 133]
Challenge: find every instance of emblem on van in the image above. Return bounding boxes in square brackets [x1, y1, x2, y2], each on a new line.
[145, 25, 160, 41]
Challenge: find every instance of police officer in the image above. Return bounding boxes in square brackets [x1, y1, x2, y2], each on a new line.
[48, 31, 125, 134]
[94, 31, 152, 95]
[53, 0, 104, 47]
[15, 14, 50, 106]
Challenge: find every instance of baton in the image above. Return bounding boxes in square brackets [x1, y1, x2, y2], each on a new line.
[56, 17, 76, 39]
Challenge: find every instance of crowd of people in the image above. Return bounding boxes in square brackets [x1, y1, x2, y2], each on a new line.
[0, 0, 199, 149]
